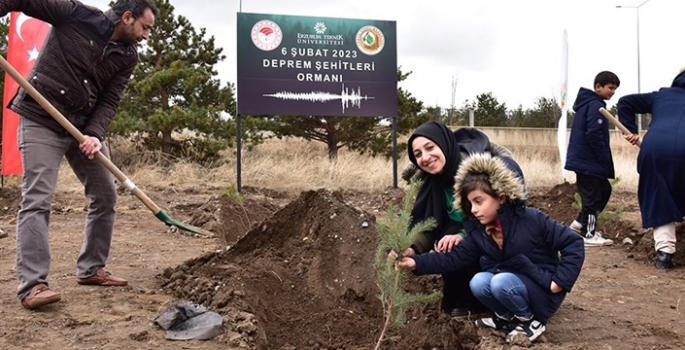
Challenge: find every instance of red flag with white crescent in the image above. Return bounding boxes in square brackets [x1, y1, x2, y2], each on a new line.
[2, 12, 51, 175]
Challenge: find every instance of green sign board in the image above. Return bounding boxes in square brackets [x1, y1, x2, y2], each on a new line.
[237, 12, 397, 117]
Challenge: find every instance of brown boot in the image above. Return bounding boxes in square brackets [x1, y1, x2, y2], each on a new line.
[77, 268, 128, 286]
[21, 284, 61, 309]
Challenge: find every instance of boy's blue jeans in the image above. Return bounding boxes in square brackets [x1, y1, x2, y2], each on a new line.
[470, 271, 532, 321]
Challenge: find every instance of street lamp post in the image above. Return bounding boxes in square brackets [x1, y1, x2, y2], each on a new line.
[617, 0, 651, 131]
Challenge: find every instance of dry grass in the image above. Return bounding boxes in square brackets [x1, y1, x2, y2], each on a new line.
[508, 139, 639, 192]
[2, 136, 639, 196]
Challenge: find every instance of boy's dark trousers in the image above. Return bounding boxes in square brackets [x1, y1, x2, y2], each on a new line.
[575, 173, 612, 237]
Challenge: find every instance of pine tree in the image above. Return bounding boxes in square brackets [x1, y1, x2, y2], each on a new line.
[373, 179, 442, 349]
[111, 0, 264, 164]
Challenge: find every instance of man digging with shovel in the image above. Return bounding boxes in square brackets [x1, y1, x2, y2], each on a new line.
[0, 0, 158, 309]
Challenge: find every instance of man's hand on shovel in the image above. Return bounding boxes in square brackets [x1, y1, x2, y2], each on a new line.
[79, 136, 102, 160]
[0, 54, 213, 237]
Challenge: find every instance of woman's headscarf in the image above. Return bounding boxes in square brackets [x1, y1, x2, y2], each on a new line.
[407, 121, 461, 238]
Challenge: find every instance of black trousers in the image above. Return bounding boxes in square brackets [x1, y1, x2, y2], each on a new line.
[440, 260, 484, 312]
[575, 173, 612, 237]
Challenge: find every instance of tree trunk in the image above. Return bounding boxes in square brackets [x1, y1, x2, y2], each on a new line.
[161, 129, 173, 155]
[327, 141, 338, 160]
[324, 117, 339, 160]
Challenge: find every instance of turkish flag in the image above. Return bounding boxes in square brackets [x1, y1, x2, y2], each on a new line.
[2, 12, 50, 175]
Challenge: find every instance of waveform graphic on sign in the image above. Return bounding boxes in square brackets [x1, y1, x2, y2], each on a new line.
[263, 84, 375, 113]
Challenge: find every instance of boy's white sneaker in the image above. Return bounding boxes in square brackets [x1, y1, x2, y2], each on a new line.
[506, 319, 546, 343]
[569, 220, 582, 234]
[583, 233, 613, 247]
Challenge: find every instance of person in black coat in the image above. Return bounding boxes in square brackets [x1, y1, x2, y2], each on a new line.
[565, 71, 620, 247]
[395, 153, 585, 343]
[617, 68, 685, 269]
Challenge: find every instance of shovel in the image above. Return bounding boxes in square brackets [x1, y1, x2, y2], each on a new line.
[599, 107, 641, 147]
[0, 55, 213, 236]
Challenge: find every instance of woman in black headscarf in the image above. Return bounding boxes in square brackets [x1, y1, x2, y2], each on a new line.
[403, 121, 489, 315]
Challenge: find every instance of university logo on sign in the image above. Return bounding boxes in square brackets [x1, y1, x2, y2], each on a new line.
[250, 19, 283, 51]
[355, 25, 385, 56]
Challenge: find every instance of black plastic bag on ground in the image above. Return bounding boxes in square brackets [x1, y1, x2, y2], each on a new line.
[154, 301, 223, 340]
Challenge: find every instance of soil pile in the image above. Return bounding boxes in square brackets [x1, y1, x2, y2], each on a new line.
[526, 181, 578, 225]
[160, 189, 384, 348]
[526, 182, 685, 267]
[631, 223, 685, 268]
[0, 186, 22, 216]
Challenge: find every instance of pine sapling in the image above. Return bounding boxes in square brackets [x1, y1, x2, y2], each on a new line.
[373, 179, 442, 349]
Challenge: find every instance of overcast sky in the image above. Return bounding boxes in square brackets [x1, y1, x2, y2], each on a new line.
[89, 0, 685, 111]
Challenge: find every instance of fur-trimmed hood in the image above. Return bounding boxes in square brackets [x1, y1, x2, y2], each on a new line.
[453, 153, 526, 212]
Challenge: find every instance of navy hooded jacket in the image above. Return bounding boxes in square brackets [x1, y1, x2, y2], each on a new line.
[565, 87, 615, 179]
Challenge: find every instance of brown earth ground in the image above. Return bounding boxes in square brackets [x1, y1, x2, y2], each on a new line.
[0, 181, 684, 349]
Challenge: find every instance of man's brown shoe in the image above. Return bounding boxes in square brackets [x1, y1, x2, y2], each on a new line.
[77, 268, 128, 286]
[21, 284, 61, 309]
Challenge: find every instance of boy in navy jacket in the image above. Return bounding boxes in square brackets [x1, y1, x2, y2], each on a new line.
[565, 71, 620, 247]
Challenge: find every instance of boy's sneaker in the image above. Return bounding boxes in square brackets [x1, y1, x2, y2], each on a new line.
[475, 316, 515, 334]
[569, 220, 582, 234]
[506, 319, 546, 343]
[583, 232, 613, 247]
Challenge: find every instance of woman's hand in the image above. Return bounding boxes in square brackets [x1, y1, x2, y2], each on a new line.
[550, 281, 563, 293]
[436, 234, 463, 253]
[624, 133, 640, 146]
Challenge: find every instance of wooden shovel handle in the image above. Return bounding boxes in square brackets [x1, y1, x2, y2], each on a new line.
[599, 107, 641, 147]
[0, 55, 163, 214]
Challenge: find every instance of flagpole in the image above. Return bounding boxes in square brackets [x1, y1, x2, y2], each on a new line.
[557, 29, 569, 182]
[2, 12, 51, 176]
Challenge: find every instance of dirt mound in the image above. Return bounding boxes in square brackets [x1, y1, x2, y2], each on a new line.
[526, 181, 577, 225]
[627, 223, 685, 268]
[159, 189, 381, 348]
[181, 194, 280, 243]
[159, 189, 486, 349]
[0, 186, 22, 218]
[527, 182, 643, 241]
[215, 196, 281, 246]
[525, 182, 673, 268]
[0, 186, 83, 218]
